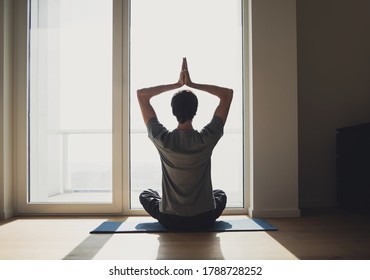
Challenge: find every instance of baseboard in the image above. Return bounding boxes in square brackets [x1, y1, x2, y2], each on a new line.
[0, 209, 14, 220]
[249, 208, 301, 218]
[299, 200, 338, 208]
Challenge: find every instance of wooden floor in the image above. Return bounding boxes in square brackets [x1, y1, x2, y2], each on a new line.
[0, 208, 369, 260]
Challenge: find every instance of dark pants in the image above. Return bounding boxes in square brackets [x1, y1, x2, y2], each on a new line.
[139, 189, 227, 231]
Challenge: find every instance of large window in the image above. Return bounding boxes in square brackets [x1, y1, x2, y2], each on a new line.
[130, 0, 244, 208]
[28, 0, 113, 203]
[16, 0, 247, 214]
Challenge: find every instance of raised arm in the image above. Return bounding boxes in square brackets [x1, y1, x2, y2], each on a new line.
[137, 83, 181, 125]
[183, 58, 233, 124]
[137, 60, 186, 124]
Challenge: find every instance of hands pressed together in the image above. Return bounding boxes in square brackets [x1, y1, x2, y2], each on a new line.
[178, 57, 193, 88]
[137, 57, 233, 125]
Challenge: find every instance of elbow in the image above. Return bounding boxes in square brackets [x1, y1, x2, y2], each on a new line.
[137, 89, 150, 104]
[136, 89, 144, 103]
[219, 89, 233, 105]
[228, 88, 234, 101]
[137, 89, 145, 100]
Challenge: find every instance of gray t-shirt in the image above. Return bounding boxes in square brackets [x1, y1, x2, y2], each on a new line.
[147, 116, 224, 216]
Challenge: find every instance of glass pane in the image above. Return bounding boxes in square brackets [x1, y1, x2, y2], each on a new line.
[28, 0, 113, 203]
[130, 0, 244, 208]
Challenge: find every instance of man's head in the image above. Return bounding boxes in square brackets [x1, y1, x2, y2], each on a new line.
[171, 90, 198, 123]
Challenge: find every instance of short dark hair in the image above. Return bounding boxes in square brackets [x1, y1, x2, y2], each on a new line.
[171, 90, 198, 124]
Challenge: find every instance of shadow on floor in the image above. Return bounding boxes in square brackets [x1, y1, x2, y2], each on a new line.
[63, 234, 114, 260]
[63, 217, 129, 260]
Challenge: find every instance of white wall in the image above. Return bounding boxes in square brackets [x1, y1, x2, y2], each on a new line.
[297, 0, 370, 207]
[0, 0, 14, 219]
[249, 0, 300, 217]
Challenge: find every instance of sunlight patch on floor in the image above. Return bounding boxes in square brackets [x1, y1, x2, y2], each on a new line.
[94, 234, 160, 260]
[219, 232, 298, 260]
[0, 218, 105, 260]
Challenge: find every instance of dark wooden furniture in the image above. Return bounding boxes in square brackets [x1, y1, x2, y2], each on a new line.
[336, 123, 370, 215]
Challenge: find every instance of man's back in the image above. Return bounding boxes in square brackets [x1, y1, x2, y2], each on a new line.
[147, 116, 224, 216]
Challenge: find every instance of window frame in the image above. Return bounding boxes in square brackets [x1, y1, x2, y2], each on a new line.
[14, 0, 124, 214]
[13, 0, 251, 215]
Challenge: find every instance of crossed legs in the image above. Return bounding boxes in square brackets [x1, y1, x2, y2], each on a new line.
[139, 188, 227, 230]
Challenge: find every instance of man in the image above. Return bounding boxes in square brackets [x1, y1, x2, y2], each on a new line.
[137, 58, 233, 230]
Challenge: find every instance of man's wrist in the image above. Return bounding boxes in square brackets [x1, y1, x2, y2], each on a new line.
[186, 81, 195, 88]
[175, 81, 183, 88]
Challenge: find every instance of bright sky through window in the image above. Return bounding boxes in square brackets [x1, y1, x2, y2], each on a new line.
[130, 0, 244, 208]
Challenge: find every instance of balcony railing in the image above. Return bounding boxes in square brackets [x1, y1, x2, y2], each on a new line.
[46, 128, 243, 207]
[49, 129, 112, 194]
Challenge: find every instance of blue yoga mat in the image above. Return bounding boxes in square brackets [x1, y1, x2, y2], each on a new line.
[90, 217, 277, 234]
